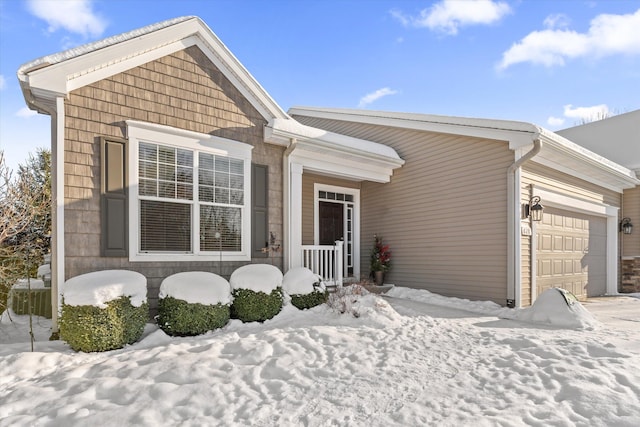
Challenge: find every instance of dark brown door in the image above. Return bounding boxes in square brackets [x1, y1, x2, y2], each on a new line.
[319, 201, 343, 245]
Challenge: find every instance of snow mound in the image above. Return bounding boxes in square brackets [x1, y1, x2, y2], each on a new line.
[230, 264, 283, 293]
[510, 288, 601, 330]
[387, 286, 507, 316]
[62, 270, 147, 308]
[282, 267, 323, 295]
[351, 294, 403, 327]
[159, 271, 230, 305]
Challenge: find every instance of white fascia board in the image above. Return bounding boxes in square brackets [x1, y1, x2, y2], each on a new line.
[267, 119, 404, 167]
[290, 150, 394, 183]
[534, 186, 617, 217]
[289, 107, 538, 148]
[536, 135, 639, 192]
[21, 18, 287, 123]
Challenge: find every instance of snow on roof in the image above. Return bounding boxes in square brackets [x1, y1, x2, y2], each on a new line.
[18, 16, 195, 75]
[159, 271, 231, 305]
[290, 106, 639, 189]
[271, 117, 403, 163]
[290, 106, 540, 135]
[62, 270, 147, 308]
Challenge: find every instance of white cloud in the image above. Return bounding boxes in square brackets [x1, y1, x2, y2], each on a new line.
[547, 116, 565, 127]
[0, 75, 5, 90]
[498, 9, 640, 70]
[563, 104, 609, 122]
[543, 14, 571, 30]
[16, 107, 38, 118]
[358, 88, 398, 108]
[27, 0, 107, 38]
[391, 0, 511, 35]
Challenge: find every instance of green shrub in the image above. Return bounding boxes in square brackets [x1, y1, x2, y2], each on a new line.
[230, 287, 283, 322]
[157, 296, 230, 336]
[60, 296, 148, 352]
[290, 289, 329, 310]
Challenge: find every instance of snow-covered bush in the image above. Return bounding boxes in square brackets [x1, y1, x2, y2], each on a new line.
[230, 264, 283, 322]
[283, 267, 328, 310]
[157, 271, 231, 336]
[327, 284, 369, 318]
[60, 270, 148, 352]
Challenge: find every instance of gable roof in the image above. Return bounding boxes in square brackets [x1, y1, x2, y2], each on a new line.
[18, 16, 288, 123]
[556, 110, 640, 172]
[289, 106, 639, 192]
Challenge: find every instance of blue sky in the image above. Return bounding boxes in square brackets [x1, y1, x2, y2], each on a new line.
[1, 0, 639, 171]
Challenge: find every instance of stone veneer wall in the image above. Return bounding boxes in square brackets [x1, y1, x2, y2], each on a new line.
[621, 258, 640, 293]
[63, 45, 284, 312]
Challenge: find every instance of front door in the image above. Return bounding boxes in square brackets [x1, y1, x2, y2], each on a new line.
[319, 201, 344, 245]
[316, 187, 357, 277]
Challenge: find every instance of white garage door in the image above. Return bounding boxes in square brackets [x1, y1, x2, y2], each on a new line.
[536, 207, 607, 300]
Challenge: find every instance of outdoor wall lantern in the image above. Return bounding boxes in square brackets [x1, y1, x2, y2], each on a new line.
[525, 196, 544, 222]
[620, 217, 633, 234]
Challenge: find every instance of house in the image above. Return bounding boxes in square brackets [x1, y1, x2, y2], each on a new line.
[556, 111, 640, 292]
[17, 16, 638, 332]
[288, 107, 639, 307]
[17, 16, 403, 332]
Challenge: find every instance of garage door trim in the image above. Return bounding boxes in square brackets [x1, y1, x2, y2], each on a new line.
[531, 186, 619, 302]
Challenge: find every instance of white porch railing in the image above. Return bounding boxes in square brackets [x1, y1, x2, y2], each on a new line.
[301, 240, 344, 287]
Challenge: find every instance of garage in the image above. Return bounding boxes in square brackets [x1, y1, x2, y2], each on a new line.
[536, 207, 607, 300]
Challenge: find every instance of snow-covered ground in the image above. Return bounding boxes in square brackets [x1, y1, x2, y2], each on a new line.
[1, 287, 639, 426]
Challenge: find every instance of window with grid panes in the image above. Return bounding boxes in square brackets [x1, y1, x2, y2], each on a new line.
[137, 142, 244, 253]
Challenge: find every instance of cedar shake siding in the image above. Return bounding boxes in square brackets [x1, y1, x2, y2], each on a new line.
[63, 45, 284, 311]
[293, 115, 513, 305]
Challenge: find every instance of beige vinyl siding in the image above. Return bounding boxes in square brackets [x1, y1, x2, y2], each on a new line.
[622, 186, 640, 256]
[522, 162, 621, 206]
[294, 116, 513, 305]
[301, 173, 360, 245]
[64, 45, 284, 311]
[521, 233, 532, 307]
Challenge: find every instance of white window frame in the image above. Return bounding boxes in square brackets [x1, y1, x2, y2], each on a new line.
[126, 120, 253, 262]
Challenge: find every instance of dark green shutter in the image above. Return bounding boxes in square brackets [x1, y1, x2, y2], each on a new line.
[252, 163, 268, 258]
[101, 137, 128, 257]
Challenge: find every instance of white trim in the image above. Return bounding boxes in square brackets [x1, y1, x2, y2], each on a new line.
[313, 184, 361, 280]
[287, 162, 304, 270]
[532, 185, 620, 297]
[126, 120, 253, 262]
[53, 97, 65, 332]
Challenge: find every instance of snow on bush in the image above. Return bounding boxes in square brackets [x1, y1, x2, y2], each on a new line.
[282, 267, 322, 295]
[509, 287, 600, 330]
[283, 267, 327, 310]
[327, 284, 402, 327]
[62, 270, 147, 309]
[230, 264, 283, 322]
[230, 264, 283, 293]
[60, 270, 148, 352]
[157, 272, 231, 336]
[159, 271, 231, 305]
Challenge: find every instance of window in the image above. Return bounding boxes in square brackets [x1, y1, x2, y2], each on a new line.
[127, 121, 253, 261]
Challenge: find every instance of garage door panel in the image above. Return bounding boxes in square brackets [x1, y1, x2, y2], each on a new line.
[536, 207, 606, 300]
